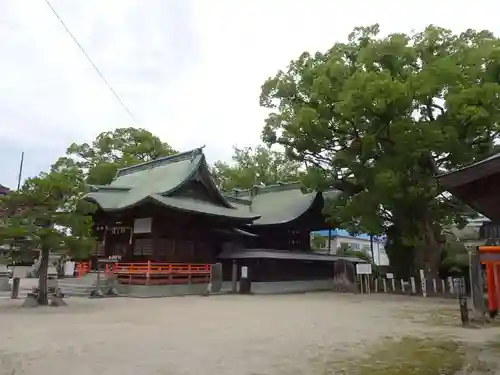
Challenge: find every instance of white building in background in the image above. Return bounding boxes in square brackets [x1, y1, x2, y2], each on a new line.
[449, 214, 490, 248]
[312, 229, 390, 266]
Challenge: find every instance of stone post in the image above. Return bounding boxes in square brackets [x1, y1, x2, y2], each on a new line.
[419, 269, 427, 297]
[382, 278, 387, 293]
[11, 277, 20, 299]
[239, 266, 251, 294]
[448, 277, 454, 295]
[410, 277, 416, 294]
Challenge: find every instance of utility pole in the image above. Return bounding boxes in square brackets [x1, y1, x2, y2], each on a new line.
[16, 152, 24, 190]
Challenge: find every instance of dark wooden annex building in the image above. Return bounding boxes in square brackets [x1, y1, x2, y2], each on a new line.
[437, 154, 500, 239]
[437, 154, 500, 222]
[84, 147, 362, 284]
[438, 154, 500, 313]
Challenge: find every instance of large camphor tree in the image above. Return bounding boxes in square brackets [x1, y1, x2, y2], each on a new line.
[260, 25, 500, 276]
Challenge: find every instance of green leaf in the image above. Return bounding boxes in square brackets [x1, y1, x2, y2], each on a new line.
[260, 25, 500, 274]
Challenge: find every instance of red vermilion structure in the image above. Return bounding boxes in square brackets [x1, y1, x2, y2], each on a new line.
[478, 246, 500, 313]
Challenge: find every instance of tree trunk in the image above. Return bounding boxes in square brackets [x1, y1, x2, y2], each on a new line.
[389, 215, 443, 278]
[414, 220, 443, 277]
[37, 246, 50, 306]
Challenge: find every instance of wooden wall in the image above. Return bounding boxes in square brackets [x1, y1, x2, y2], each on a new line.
[91, 204, 239, 263]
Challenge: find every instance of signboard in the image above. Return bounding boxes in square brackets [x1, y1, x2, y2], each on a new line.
[386, 273, 394, 279]
[133, 217, 152, 234]
[356, 263, 372, 275]
[241, 266, 248, 278]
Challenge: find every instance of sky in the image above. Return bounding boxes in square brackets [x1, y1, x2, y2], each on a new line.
[1, 0, 498, 189]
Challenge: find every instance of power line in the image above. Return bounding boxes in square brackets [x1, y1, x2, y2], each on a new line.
[42, 0, 139, 125]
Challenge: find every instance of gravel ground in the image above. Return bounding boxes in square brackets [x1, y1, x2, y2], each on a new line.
[0, 293, 498, 375]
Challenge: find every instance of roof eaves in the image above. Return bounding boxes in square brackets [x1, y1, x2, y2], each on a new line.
[251, 192, 320, 226]
[437, 153, 500, 189]
[161, 152, 205, 197]
[149, 194, 259, 221]
[196, 157, 235, 209]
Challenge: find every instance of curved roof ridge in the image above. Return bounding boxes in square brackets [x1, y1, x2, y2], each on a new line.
[225, 195, 252, 205]
[91, 185, 130, 192]
[196, 157, 235, 209]
[116, 147, 205, 178]
[227, 182, 303, 197]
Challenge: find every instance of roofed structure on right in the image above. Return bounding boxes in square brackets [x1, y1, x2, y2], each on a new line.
[437, 154, 500, 221]
[438, 154, 500, 315]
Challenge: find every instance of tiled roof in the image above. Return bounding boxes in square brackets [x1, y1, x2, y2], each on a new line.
[84, 148, 340, 225]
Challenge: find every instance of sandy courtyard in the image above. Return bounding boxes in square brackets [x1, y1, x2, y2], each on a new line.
[0, 293, 499, 375]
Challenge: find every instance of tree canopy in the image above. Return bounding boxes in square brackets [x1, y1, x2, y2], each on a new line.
[212, 145, 304, 191]
[260, 25, 500, 274]
[54, 127, 177, 186]
[0, 166, 95, 305]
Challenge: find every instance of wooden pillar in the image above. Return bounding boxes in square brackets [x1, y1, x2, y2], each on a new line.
[486, 263, 496, 313]
[328, 228, 332, 253]
[231, 260, 238, 293]
[102, 227, 109, 257]
[494, 264, 500, 312]
[128, 228, 134, 260]
[469, 249, 486, 315]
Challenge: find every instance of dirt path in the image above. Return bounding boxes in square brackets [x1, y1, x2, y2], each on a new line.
[0, 293, 498, 375]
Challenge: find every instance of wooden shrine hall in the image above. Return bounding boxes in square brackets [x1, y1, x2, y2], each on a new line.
[83, 147, 362, 291]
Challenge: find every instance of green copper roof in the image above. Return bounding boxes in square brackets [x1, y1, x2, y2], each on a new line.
[85, 148, 258, 221]
[85, 148, 341, 224]
[224, 183, 340, 226]
[150, 195, 256, 219]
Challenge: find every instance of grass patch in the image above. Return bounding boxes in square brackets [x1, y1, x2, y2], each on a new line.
[485, 337, 500, 352]
[401, 305, 500, 328]
[396, 306, 461, 327]
[424, 308, 460, 327]
[328, 337, 492, 375]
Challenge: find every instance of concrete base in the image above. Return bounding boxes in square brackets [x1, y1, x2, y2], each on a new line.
[121, 283, 210, 298]
[222, 279, 335, 295]
[0, 277, 10, 292]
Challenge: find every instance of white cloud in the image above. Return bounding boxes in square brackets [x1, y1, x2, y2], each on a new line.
[0, 0, 499, 188]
